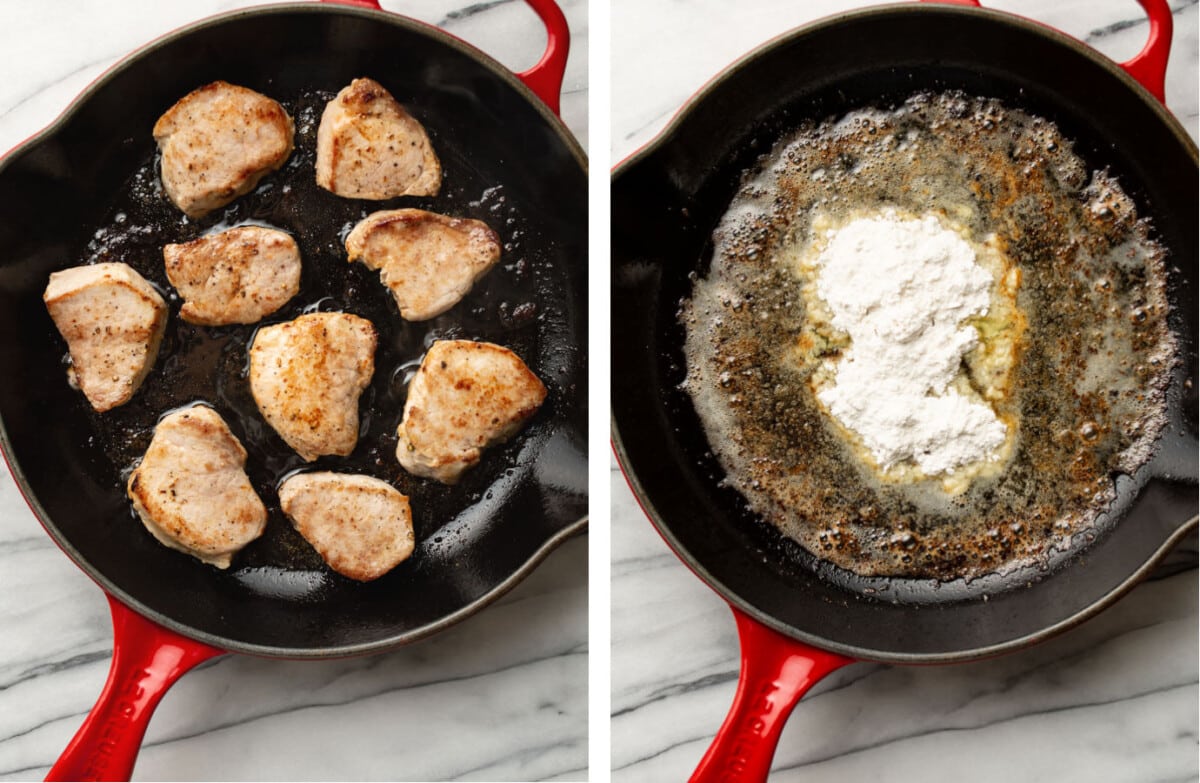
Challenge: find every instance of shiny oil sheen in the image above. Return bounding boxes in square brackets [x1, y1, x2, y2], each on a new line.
[67, 89, 565, 594]
[0, 6, 586, 655]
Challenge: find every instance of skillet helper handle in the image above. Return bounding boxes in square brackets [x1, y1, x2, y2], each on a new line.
[690, 608, 853, 783]
[45, 595, 224, 782]
[513, 0, 570, 116]
[918, 0, 1172, 103]
[1121, 0, 1172, 103]
[317, 0, 570, 116]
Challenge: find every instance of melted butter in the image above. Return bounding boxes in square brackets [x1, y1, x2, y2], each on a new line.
[681, 91, 1175, 581]
[784, 207, 1025, 493]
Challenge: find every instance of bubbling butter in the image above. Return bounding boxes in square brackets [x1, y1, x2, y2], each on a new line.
[679, 91, 1174, 581]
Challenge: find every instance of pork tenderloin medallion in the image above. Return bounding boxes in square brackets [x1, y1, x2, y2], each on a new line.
[127, 404, 267, 568]
[153, 81, 294, 218]
[315, 77, 442, 199]
[345, 209, 501, 321]
[164, 226, 301, 325]
[43, 262, 168, 412]
[278, 472, 415, 582]
[249, 312, 377, 462]
[397, 340, 547, 484]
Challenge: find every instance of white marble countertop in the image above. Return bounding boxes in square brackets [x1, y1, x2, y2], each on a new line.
[0, 1, 587, 781]
[610, 1, 1197, 781]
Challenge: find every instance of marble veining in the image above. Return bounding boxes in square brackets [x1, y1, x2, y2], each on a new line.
[613, 450, 1197, 781]
[0, 1, 587, 781]
[611, 0, 1198, 161]
[610, 1, 1197, 781]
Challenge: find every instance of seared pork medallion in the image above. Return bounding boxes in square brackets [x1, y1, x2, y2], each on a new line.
[316, 77, 442, 199]
[397, 340, 547, 484]
[279, 472, 415, 581]
[345, 209, 502, 321]
[127, 404, 267, 568]
[163, 226, 301, 325]
[43, 263, 167, 412]
[153, 81, 294, 218]
[249, 312, 377, 462]
[41, 76, 563, 590]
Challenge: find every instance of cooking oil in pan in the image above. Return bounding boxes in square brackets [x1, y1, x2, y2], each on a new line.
[681, 91, 1176, 581]
[66, 88, 562, 594]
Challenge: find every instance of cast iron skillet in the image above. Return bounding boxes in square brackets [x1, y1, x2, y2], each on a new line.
[611, 0, 1196, 779]
[0, 0, 586, 779]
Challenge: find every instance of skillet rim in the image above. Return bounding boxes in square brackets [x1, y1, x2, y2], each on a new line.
[0, 3, 589, 173]
[0, 1, 589, 659]
[612, 3, 1197, 176]
[610, 2, 1199, 664]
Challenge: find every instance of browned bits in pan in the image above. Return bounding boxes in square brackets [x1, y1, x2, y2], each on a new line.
[682, 91, 1176, 581]
[73, 88, 555, 581]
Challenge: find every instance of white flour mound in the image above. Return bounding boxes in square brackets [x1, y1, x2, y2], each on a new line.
[814, 211, 1007, 475]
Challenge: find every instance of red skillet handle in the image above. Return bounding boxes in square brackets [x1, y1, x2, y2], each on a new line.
[1121, 0, 1172, 103]
[512, 0, 570, 116]
[319, 0, 569, 115]
[919, 0, 1172, 103]
[45, 595, 224, 782]
[690, 607, 854, 783]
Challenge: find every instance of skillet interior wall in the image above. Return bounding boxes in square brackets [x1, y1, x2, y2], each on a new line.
[611, 6, 1196, 658]
[0, 7, 587, 654]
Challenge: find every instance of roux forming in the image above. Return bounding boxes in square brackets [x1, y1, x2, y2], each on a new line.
[681, 91, 1176, 580]
[807, 210, 1008, 480]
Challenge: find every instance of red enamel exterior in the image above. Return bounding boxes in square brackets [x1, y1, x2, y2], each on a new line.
[1122, 0, 1172, 101]
[45, 598, 224, 782]
[513, 0, 571, 116]
[614, 1, 1180, 780]
[690, 610, 853, 783]
[921, 0, 1172, 101]
[5, 3, 573, 780]
[320, 0, 570, 115]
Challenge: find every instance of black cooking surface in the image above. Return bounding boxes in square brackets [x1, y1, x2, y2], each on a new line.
[0, 6, 587, 655]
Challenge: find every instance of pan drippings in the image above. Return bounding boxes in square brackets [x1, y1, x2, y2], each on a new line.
[681, 91, 1175, 581]
[67, 88, 559, 590]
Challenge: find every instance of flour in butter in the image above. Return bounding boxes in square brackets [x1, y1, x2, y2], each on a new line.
[811, 211, 1007, 476]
